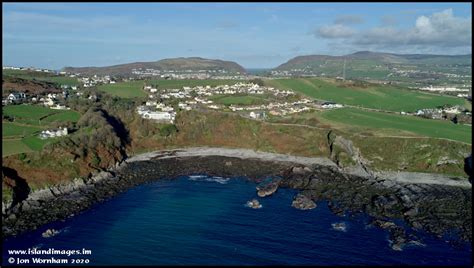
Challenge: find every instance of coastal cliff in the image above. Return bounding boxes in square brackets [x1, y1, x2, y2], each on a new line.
[2, 147, 472, 248]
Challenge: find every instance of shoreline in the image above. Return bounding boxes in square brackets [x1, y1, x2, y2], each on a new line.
[2, 147, 472, 245]
[127, 147, 471, 188]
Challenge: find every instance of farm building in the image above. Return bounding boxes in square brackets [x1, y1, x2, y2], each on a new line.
[39, 128, 68, 139]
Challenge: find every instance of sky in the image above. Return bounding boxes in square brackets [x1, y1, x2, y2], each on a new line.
[2, 2, 472, 69]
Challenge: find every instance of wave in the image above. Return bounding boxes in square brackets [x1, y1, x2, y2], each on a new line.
[331, 222, 347, 232]
[188, 175, 230, 184]
[245, 200, 263, 209]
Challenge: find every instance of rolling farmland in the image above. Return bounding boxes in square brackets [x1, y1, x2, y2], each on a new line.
[2, 105, 81, 156]
[265, 78, 467, 112]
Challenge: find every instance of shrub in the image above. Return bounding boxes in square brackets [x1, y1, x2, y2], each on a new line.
[159, 124, 178, 137]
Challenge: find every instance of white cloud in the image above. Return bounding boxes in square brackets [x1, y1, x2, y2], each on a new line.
[317, 24, 356, 38]
[317, 9, 471, 52]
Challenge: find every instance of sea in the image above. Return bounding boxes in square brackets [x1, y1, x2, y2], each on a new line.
[2, 175, 472, 266]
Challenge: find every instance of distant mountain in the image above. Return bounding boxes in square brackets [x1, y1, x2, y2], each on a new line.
[276, 51, 472, 70]
[63, 57, 247, 76]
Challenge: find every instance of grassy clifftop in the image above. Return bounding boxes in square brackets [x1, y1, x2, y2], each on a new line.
[3, 109, 471, 203]
[130, 110, 471, 177]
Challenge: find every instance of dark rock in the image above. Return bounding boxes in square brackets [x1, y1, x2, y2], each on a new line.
[292, 193, 317, 210]
[371, 219, 396, 229]
[1, 153, 471, 247]
[388, 225, 407, 251]
[256, 177, 282, 197]
[403, 207, 419, 217]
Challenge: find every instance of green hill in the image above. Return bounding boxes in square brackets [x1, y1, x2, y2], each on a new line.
[274, 51, 471, 86]
[63, 57, 247, 76]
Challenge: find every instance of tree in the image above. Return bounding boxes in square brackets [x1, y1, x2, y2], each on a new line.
[159, 124, 178, 137]
[250, 78, 265, 86]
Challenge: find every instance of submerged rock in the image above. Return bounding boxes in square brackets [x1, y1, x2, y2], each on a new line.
[331, 222, 347, 232]
[256, 177, 282, 197]
[328, 201, 345, 217]
[292, 193, 317, 210]
[41, 228, 60, 238]
[246, 199, 262, 209]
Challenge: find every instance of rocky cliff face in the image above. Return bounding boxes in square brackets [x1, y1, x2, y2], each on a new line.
[2, 151, 471, 249]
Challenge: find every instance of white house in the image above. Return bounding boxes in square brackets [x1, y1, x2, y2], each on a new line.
[142, 111, 175, 123]
[250, 111, 266, 120]
[146, 100, 158, 106]
[39, 128, 68, 139]
[8, 92, 26, 102]
[43, 98, 55, 107]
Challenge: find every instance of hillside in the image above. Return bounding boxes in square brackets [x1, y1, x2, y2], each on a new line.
[2, 76, 62, 98]
[276, 51, 472, 69]
[63, 57, 247, 76]
[274, 51, 472, 87]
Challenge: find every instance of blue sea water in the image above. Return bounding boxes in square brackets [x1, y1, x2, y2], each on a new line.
[2, 175, 472, 266]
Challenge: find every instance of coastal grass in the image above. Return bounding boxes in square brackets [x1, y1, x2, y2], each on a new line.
[127, 109, 471, 177]
[2, 139, 33, 157]
[265, 78, 466, 112]
[350, 135, 471, 177]
[319, 108, 472, 144]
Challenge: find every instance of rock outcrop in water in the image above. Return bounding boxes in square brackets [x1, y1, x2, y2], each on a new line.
[256, 177, 282, 197]
[292, 193, 317, 210]
[41, 228, 59, 238]
[2, 148, 471, 249]
[246, 199, 262, 209]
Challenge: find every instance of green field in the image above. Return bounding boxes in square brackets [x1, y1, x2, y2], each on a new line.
[209, 94, 269, 105]
[97, 79, 243, 98]
[266, 78, 467, 112]
[2, 122, 43, 137]
[97, 81, 148, 98]
[2, 139, 33, 157]
[320, 108, 472, 144]
[147, 79, 243, 89]
[2, 105, 81, 156]
[41, 111, 81, 123]
[3, 105, 58, 120]
[3, 69, 80, 86]
[3, 105, 80, 124]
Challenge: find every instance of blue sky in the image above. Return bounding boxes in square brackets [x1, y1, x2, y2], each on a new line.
[2, 2, 472, 69]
